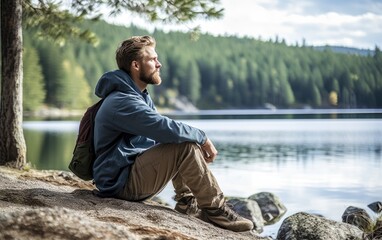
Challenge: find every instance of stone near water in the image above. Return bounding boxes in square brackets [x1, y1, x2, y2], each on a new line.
[248, 192, 287, 224]
[277, 212, 364, 240]
[226, 197, 264, 233]
[368, 201, 382, 214]
[342, 206, 373, 232]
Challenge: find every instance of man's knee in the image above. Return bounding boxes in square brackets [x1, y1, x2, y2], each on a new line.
[174, 142, 207, 169]
[178, 141, 200, 150]
[176, 142, 203, 157]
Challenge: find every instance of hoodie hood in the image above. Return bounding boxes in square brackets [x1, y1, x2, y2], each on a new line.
[95, 70, 141, 98]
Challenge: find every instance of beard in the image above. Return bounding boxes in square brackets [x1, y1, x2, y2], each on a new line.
[139, 67, 162, 85]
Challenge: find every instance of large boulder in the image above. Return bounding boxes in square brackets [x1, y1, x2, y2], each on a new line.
[277, 212, 364, 240]
[227, 197, 264, 233]
[343, 202, 382, 239]
[0, 207, 139, 240]
[342, 206, 373, 232]
[0, 167, 267, 240]
[248, 192, 287, 224]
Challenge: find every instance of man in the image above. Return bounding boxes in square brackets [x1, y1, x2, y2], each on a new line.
[93, 35, 254, 232]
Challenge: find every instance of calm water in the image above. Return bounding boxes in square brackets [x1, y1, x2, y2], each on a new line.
[23, 116, 382, 237]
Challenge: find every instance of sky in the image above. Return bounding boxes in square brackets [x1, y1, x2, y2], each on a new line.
[108, 0, 382, 50]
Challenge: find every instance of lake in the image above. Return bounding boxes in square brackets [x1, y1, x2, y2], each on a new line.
[23, 112, 382, 238]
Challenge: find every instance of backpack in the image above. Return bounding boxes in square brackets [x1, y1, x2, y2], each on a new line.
[68, 99, 104, 180]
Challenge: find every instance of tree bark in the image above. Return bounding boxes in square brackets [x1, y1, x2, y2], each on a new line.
[0, 0, 26, 168]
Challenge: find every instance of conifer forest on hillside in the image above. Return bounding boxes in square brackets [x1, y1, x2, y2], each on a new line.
[22, 20, 382, 111]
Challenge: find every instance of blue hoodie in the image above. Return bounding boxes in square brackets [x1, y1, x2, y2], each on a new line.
[93, 70, 207, 196]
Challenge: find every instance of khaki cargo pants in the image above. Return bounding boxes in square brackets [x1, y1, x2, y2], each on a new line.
[116, 142, 224, 209]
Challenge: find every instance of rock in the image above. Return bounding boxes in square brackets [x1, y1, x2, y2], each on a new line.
[371, 218, 382, 238]
[227, 197, 264, 233]
[248, 192, 287, 224]
[0, 207, 139, 240]
[0, 166, 266, 240]
[365, 218, 382, 240]
[277, 212, 364, 240]
[150, 196, 171, 207]
[368, 201, 382, 214]
[342, 206, 373, 232]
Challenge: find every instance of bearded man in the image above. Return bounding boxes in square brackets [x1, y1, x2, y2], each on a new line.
[92, 36, 253, 232]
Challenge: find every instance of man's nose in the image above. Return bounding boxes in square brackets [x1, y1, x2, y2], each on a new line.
[156, 59, 162, 68]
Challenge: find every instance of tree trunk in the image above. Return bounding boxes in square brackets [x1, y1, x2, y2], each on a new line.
[0, 0, 26, 168]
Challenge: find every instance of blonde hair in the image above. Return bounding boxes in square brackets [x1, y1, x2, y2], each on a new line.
[115, 35, 156, 74]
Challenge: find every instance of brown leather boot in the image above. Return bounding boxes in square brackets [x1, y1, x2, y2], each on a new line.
[201, 204, 254, 232]
[174, 196, 200, 216]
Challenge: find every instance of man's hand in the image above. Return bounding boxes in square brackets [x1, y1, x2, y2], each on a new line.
[201, 138, 218, 163]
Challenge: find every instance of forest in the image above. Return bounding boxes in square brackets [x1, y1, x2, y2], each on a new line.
[22, 20, 382, 112]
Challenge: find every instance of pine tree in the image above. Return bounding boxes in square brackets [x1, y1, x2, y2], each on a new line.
[36, 42, 65, 107]
[59, 60, 92, 108]
[23, 46, 46, 111]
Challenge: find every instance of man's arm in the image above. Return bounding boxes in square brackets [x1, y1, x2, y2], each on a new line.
[109, 93, 207, 145]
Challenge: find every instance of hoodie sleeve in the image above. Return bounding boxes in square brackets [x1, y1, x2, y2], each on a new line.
[105, 91, 207, 145]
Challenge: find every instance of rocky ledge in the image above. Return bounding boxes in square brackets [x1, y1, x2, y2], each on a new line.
[0, 166, 381, 240]
[0, 167, 265, 240]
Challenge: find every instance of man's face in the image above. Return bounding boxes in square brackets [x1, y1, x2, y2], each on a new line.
[139, 46, 162, 85]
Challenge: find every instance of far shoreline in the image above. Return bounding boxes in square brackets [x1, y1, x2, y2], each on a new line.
[23, 107, 382, 120]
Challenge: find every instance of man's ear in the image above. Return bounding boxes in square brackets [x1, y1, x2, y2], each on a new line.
[131, 60, 139, 71]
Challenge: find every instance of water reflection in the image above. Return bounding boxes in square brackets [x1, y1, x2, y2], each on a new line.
[160, 119, 382, 237]
[23, 118, 382, 237]
[24, 121, 78, 170]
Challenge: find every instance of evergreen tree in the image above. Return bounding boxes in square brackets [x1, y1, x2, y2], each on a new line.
[310, 83, 322, 107]
[23, 45, 45, 111]
[59, 60, 92, 108]
[36, 42, 65, 107]
[279, 80, 295, 107]
[186, 60, 201, 104]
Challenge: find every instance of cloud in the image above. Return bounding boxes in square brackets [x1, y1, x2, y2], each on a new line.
[108, 0, 382, 49]
[196, 0, 382, 49]
[284, 11, 382, 48]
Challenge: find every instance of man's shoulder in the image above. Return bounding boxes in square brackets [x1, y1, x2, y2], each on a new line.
[106, 90, 144, 103]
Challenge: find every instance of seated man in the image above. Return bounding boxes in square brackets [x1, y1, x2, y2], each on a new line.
[92, 35, 253, 232]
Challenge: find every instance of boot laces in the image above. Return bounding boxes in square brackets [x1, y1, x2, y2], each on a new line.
[221, 204, 238, 221]
[187, 197, 198, 214]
